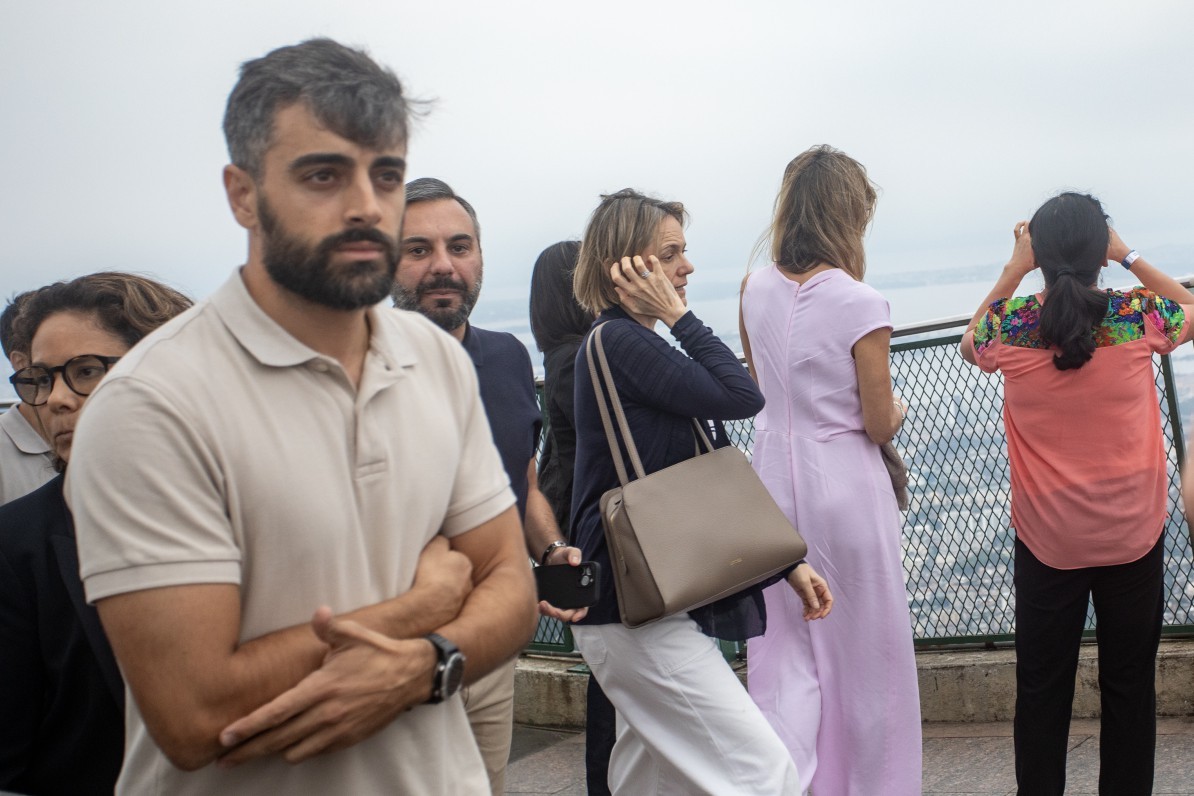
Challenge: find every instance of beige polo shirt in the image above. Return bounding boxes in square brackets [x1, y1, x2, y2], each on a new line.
[0, 403, 54, 505]
[68, 270, 512, 795]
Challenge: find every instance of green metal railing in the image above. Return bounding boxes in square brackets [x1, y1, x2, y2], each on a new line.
[529, 311, 1194, 654]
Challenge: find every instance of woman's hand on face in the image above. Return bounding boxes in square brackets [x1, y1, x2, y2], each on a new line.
[1106, 227, 1131, 266]
[610, 255, 687, 328]
[1006, 221, 1036, 277]
[786, 562, 833, 621]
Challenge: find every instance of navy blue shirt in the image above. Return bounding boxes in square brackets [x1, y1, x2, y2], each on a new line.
[462, 324, 542, 519]
[571, 307, 783, 639]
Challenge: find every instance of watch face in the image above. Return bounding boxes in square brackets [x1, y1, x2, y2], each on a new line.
[442, 652, 465, 698]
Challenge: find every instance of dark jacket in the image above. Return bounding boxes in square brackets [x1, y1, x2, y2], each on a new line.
[0, 475, 124, 795]
[571, 307, 782, 639]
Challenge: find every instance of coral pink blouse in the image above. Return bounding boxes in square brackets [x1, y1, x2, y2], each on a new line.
[963, 289, 1188, 568]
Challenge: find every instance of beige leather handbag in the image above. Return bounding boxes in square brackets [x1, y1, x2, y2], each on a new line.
[586, 324, 808, 628]
[880, 441, 910, 511]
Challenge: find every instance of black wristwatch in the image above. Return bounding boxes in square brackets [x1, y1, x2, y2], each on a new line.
[425, 633, 466, 704]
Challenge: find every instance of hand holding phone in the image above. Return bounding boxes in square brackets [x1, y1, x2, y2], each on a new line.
[534, 561, 601, 610]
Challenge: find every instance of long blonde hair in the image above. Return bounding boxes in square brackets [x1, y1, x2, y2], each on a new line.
[768, 145, 876, 280]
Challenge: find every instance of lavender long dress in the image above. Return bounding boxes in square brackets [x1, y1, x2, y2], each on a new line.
[742, 265, 922, 796]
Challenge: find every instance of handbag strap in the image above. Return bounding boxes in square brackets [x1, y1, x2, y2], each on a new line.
[585, 323, 717, 488]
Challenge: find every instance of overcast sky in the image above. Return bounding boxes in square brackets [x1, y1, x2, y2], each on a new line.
[2, 0, 1192, 342]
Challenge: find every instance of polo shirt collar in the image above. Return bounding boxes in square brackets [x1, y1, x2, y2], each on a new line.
[209, 269, 415, 374]
[0, 404, 51, 455]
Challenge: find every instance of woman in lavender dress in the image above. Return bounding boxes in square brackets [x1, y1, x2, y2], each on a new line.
[741, 146, 922, 795]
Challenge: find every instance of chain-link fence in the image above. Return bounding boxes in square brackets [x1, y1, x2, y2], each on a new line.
[529, 323, 1194, 653]
[888, 332, 1194, 643]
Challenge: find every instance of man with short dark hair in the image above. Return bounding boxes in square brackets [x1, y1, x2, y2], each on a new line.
[69, 40, 537, 795]
[0, 290, 55, 504]
[393, 177, 585, 795]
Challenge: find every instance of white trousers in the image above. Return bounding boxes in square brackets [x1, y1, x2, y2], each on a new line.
[573, 615, 800, 796]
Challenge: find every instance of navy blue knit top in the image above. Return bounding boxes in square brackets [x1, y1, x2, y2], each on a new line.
[570, 306, 782, 639]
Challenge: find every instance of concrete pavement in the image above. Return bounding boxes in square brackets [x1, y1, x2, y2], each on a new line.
[505, 717, 1194, 795]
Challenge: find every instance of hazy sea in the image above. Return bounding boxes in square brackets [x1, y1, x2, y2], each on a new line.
[6, 263, 1191, 635]
[467, 261, 1194, 636]
[472, 264, 1045, 375]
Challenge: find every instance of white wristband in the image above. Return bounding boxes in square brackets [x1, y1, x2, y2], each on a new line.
[1122, 250, 1140, 270]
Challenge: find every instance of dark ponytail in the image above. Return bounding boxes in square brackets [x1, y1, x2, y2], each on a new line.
[1031, 193, 1110, 371]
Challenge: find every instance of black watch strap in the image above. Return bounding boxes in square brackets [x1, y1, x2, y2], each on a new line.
[425, 633, 465, 704]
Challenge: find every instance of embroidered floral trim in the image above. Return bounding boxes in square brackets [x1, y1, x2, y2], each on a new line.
[973, 288, 1184, 355]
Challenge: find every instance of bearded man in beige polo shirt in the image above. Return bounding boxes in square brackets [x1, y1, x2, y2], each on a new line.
[67, 38, 538, 795]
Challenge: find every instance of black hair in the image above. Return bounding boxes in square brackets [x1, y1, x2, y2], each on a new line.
[405, 177, 481, 242]
[1, 290, 38, 360]
[1031, 192, 1110, 371]
[529, 240, 592, 352]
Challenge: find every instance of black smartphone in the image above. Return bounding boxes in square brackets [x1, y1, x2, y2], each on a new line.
[534, 561, 601, 609]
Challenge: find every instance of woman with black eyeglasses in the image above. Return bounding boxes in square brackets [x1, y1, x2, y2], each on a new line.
[0, 272, 190, 795]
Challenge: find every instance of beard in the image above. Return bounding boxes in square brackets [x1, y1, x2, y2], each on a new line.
[391, 272, 483, 333]
[258, 198, 399, 311]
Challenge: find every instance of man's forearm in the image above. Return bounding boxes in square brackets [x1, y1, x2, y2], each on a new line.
[210, 526, 531, 767]
[438, 559, 538, 683]
[439, 508, 539, 683]
[523, 488, 565, 561]
[522, 458, 567, 561]
[99, 573, 465, 771]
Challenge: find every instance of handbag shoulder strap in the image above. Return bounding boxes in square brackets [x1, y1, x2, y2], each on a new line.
[689, 419, 715, 454]
[586, 324, 719, 487]
[586, 323, 644, 486]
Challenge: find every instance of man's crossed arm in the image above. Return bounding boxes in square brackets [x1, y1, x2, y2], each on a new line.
[97, 507, 537, 771]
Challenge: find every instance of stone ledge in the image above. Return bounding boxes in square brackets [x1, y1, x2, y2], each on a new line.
[514, 639, 1194, 729]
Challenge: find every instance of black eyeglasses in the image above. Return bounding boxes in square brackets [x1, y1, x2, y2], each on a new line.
[9, 355, 122, 406]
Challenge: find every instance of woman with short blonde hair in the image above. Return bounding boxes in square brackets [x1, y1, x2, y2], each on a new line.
[568, 187, 832, 795]
[573, 189, 686, 314]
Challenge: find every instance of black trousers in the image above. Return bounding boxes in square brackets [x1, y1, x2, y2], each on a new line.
[585, 674, 616, 795]
[1013, 535, 1164, 796]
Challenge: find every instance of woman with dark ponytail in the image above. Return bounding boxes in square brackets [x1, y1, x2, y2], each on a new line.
[961, 192, 1194, 795]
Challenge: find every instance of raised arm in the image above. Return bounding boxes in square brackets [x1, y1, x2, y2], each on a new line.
[961, 221, 1037, 365]
[604, 254, 762, 418]
[1108, 228, 1194, 309]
